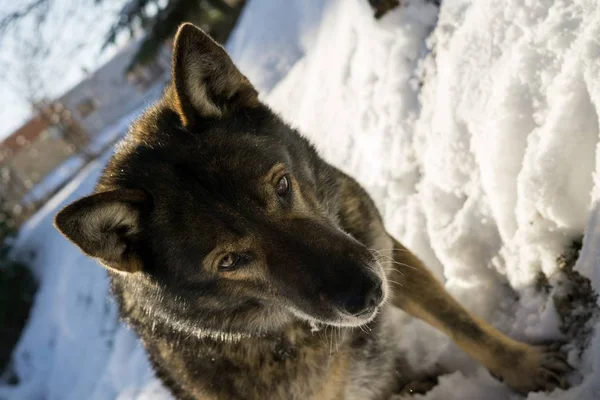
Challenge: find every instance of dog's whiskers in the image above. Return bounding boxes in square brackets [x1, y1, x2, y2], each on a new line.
[378, 258, 417, 271]
[371, 248, 410, 253]
[387, 279, 403, 287]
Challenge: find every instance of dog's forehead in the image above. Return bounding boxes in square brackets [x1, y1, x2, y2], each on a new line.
[106, 104, 311, 209]
[200, 134, 289, 176]
[123, 132, 286, 205]
[121, 102, 302, 180]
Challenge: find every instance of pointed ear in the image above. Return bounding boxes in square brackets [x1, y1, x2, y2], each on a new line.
[169, 23, 259, 126]
[54, 189, 149, 273]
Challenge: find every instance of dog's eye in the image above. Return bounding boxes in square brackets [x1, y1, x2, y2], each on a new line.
[219, 253, 240, 270]
[275, 175, 290, 197]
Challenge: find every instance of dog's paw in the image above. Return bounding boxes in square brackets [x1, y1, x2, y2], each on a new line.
[496, 344, 572, 394]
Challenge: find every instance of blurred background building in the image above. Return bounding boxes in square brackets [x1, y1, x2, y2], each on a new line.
[0, 0, 246, 234]
[0, 38, 170, 229]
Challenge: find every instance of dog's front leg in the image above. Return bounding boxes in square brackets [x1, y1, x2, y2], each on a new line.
[385, 237, 571, 394]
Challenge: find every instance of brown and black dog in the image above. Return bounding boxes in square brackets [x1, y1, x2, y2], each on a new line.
[54, 23, 571, 399]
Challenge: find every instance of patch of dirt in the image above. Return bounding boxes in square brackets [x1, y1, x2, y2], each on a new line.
[0, 258, 37, 382]
[552, 237, 599, 354]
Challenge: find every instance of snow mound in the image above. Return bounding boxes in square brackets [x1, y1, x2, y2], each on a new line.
[2, 0, 600, 399]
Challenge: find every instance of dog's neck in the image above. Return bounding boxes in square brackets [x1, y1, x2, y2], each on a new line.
[113, 274, 350, 347]
[146, 303, 342, 349]
[163, 314, 331, 345]
[165, 318, 259, 343]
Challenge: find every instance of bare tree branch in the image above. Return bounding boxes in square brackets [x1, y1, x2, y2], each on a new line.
[0, 0, 49, 40]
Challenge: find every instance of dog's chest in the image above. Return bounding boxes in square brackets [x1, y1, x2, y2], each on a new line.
[149, 333, 350, 400]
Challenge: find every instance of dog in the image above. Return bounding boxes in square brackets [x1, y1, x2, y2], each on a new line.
[54, 23, 571, 399]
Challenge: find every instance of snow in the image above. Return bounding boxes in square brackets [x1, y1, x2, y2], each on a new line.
[20, 155, 87, 209]
[226, 0, 328, 93]
[2, 0, 600, 399]
[84, 109, 142, 156]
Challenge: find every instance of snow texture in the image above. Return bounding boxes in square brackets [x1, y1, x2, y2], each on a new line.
[2, 0, 600, 399]
[20, 155, 86, 209]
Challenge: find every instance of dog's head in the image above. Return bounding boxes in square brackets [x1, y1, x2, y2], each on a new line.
[55, 24, 387, 339]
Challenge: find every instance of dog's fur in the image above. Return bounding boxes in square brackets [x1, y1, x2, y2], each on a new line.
[54, 24, 571, 399]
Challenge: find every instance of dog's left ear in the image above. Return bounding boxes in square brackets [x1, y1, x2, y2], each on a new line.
[169, 23, 259, 126]
[54, 189, 149, 273]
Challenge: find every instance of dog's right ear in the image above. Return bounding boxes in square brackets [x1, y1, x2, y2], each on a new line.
[168, 23, 259, 127]
[54, 189, 149, 274]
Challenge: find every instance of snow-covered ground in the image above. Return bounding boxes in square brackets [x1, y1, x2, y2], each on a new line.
[2, 0, 600, 399]
[20, 155, 87, 210]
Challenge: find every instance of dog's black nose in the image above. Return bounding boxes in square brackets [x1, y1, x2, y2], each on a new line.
[334, 274, 384, 317]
